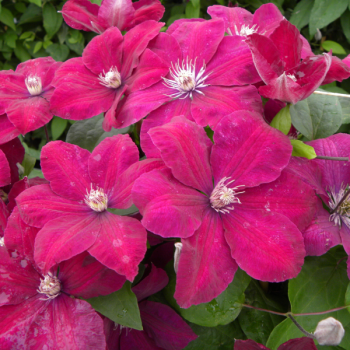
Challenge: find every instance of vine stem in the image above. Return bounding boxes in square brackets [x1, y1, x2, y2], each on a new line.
[313, 90, 350, 98]
[287, 314, 316, 339]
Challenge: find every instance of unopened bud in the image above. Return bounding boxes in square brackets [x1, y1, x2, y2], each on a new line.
[315, 28, 322, 42]
[174, 242, 183, 273]
[314, 317, 345, 346]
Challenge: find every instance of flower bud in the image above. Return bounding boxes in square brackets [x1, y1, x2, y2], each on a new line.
[314, 317, 345, 346]
[174, 242, 183, 273]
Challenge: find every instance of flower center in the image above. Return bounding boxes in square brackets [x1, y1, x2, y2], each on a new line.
[210, 177, 245, 214]
[162, 57, 210, 99]
[85, 185, 108, 212]
[287, 74, 297, 82]
[328, 186, 350, 228]
[0, 237, 4, 247]
[37, 272, 61, 300]
[98, 67, 121, 89]
[25, 75, 42, 96]
[233, 24, 259, 37]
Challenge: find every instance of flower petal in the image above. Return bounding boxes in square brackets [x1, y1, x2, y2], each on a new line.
[175, 209, 238, 308]
[132, 168, 208, 238]
[234, 339, 269, 350]
[0, 149, 10, 187]
[0, 114, 20, 145]
[148, 32, 182, 65]
[322, 56, 350, 85]
[252, 3, 283, 37]
[133, 0, 165, 28]
[278, 337, 318, 350]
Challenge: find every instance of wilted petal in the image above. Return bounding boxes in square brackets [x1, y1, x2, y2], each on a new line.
[234, 339, 269, 350]
[120, 327, 162, 350]
[175, 209, 237, 308]
[278, 337, 317, 350]
[0, 149, 10, 187]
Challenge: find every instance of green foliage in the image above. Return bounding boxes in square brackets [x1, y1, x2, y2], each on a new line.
[270, 105, 291, 135]
[290, 140, 317, 159]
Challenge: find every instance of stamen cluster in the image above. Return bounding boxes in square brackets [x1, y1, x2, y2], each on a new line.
[98, 67, 122, 89]
[85, 185, 109, 212]
[328, 186, 350, 228]
[25, 75, 42, 96]
[37, 272, 61, 300]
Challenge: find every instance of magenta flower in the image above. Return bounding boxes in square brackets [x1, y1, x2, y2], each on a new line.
[62, 0, 164, 33]
[0, 207, 126, 350]
[104, 264, 197, 349]
[133, 114, 316, 307]
[113, 18, 263, 130]
[234, 337, 317, 350]
[245, 19, 333, 104]
[50, 21, 168, 131]
[0, 149, 10, 189]
[0, 57, 62, 136]
[16, 135, 163, 280]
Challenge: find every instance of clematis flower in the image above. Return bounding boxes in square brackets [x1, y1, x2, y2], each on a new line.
[104, 264, 197, 349]
[0, 57, 62, 136]
[16, 135, 164, 280]
[132, 114, 316, 308]
[113, 18, 263, 130]
[0, 149, 10, 189]
[0, 207, 126, 350]
[245, 19, 333, 104]
[234, 337, 317, 350]
[62, 0, 164, 33]
[50, 21, 168, 131]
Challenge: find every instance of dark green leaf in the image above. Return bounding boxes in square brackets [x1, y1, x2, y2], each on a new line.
[66, 114, 129, 152]
[51, 116, 68, 140]
[4, 33, 17, 49]
[15, 3, 27, 13]
[289, 0, 314, 30]
[267, 246, 350, 350]
[45, 43, 69, 61]
[28, 0, 42, 7]
[341, 9, 350, 43]
[18, 4, 42, 25]
[290, 93, 342, 140]
[270, 105, 291, 135]
[290, 140, 317, 159]
[14, 41, 31, 62]
[107, 204, 139, 216]
[87, 282, 142, 330]
[21, 153, 36, 177]
[0, 8, 16, 31]
[43, 3, 63, 38]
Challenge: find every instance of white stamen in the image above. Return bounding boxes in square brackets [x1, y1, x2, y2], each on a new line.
[328, 185, 350, 228]
[162, 57, 210, 99]
[174, 242, 183, 273]
[85, 185, 108, 212]
[98, 67, 121, 89]
[25, 75, 42, 96]
[0, 237, 4, 247]
[234, 24, 259, 37]
[37, 272, 61, 300]
[287, 74, 297, 82]
[210, 177, 245, 214]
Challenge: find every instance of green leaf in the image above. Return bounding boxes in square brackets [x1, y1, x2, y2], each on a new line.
[0, 8, 16, 31]
[21, 153, 36, 177]
[185, 2, 200, 18]
[15, 3, 27, 13]
[341, 9, 350, 43]
[4, 33, 18, 49]
[14, 41, 31, 62]
[66, 114, 130, 152]
[290, 93, 342, 140]
[19, 31, 35, 40]
[270, 105, 291, 135]
[164, 265, 251, 327]
[33, 41, 42, 54]
[322, 40, 346, 54]
[184, 320, 244, 350]
[43, 3, 63, 39]
[45, 43, 69, 61]
[238, 280, 285, 345]
[18, 4, 42, 25]
[289, 0, 314, 30]
[267, 246, 350, 350]
[107, 204, 139, 216]
[51, 116, 67, 140]
[29, 0, 42, 7]
[290, 140, 317, 159]
[309, 0, 348, 35]
[28, 168, 44, 179]
[87, 282, 142, 330]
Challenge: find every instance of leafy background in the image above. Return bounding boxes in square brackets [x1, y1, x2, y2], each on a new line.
[3, 0, 350, 349]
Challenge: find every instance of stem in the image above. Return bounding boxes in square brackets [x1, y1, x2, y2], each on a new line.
[313, 90, 350, 98]
[294, 306, 349, 316]
[316, 156, 349, 161]
[288, 314, 316, 339]
[242, 304, 286, 316]
[330, 187, 350, 214]
[44, 125, 49, 143]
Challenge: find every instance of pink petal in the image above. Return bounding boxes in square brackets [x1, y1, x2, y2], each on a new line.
[211, 111, 292, 188]
[191, 85, 263, 128]
[132, 0, 165, 28]
[0, 149, 10, 187]
[0, 114, 20, 145]
[88, 213, 147, 280]
[0, 201, 8, 236]
[234, 339, 269, 350]
[16, 184, 90, 228]
[58, 251, 126, 298]
[120, 327, 162, 350]
[206, 36, 260, 86]
[167, 18, 205, 35]
[323, 56, 350, 84]
[133, 264, 168, 301]
[32, 296, 106, 350]
[148, 32, 182, 65]
[149, 116, 213, 194]
[140, 300, 198, 349]
[222, 208, 305, 282]
[88, 134, 139, 196]
[6, 96, 52, 135]
[339, 225, 350, 256]
[245, 33, 283, 84]
[269, 19, 302, 71]
[41, 141, 91, 201]
[140, 99, 192, 159]
[98, 0, 135, 31]
[111, 158, 165, 209]
[252, 3, 283, 37]
[121, 21, 164, 79]
[175, 209, 238, 308]
[132, 168, 208, 238]
[278, 337, 317, 350]
[301, 36, 313, 59]
[61, 0, 106, 33]
[207, 5, 252, 35]
[50, 58, 116, 120]
[34, 213, 99, 273]
[82, 27, 123, 77]
[170, 19, 225, 65]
